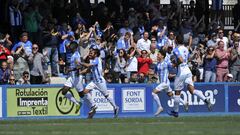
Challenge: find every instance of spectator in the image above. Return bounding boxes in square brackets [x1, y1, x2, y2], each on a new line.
[9, 0, 23, 42]
[126, 47, 138, 82]
[207, 32, 218, 48]
[8, 75, 15, 85]
[0, 33, 13, 50]
[233, 0, 240, 31]
[16, 71, 30, 85]
[12, 45, 29, 81]
[203, 46, 217, 82]
[230, 41, 240, 82]
[113, 49, 127, 83]
[217, 29, 229, 51]
[0, 40, 11, 65]
[137, 31, 151, 54]
[137, 50, 153, 83]
[0, 61, 10, 84]
[118, 19, 133, 37]
[28, 44, 48, 84]
[11, 32, 32, 56]
[215, 41, 230, 82]
[117, 32, 132, 51]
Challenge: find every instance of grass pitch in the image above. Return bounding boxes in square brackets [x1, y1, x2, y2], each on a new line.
[1, 116, 240, 135]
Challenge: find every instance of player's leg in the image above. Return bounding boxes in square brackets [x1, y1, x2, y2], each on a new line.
[167, 88, 189, 112]
[168, 76, 184, 117]
[61, 85, 80, 109]
[96, 82, 119, 118]
[84, 82, 98, 118]
[186, 75, 212, 111]
[152, 84, 164, 116]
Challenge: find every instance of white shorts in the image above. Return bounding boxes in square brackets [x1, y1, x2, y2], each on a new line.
[174, 73, 194, 91]
[85, 81, 108, 96]
[64, 75, 83, 92]
[155, 83, 172, 93]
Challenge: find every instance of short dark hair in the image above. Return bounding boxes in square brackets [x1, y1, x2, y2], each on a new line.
[176, 34, 184, 44]
[23, 71, 29, 75]
[159, 49, 166, 58]
[69, 41, 78, 50]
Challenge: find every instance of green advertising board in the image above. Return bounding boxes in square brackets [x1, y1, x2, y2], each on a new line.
[7, 87, 80, 117]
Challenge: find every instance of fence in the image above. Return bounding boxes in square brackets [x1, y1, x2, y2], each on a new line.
[0, 82, 240, 119]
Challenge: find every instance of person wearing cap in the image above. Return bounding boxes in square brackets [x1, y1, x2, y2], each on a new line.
[230, 41, 240, 82]
[227, 74, 234, 82]
[207, 32, 218, 48]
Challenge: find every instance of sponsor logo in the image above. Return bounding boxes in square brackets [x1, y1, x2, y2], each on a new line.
[122, 88, 145, 112]
[168, 90, 218, 107]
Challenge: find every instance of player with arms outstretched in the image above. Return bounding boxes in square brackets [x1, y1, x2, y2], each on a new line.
[168, 35, 212, 117]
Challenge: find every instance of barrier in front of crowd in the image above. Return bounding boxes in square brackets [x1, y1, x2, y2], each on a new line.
[0, 83, 240, 119]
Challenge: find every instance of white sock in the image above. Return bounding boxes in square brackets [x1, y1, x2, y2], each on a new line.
[152, 92, 162, 108]
[193, 89, 206, 101]
[173, 95, 180, 112]
[83, 93, 95, 108]
[65, 91, 79, 105]
[106, 96, 117, 109]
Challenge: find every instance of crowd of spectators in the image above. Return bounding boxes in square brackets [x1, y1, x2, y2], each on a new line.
[0, 0, 240, 85]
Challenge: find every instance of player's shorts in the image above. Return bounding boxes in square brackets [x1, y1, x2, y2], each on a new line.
[85, 81, 108, 96]
[64, 75, 83, 92]
[155, 83, 172, 93]
[174, 73, 194, 91]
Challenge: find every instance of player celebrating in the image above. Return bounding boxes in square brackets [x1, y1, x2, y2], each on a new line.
[152, 49, 188, 116]
[60, 41, 95, 115]
[81, 48, 120, 118]
[168, 35, 212, 117]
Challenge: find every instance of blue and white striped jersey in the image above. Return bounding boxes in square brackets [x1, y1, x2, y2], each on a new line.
[69, 51, 81, 77]
[155, 60, 170, 84]
[90, 57, 105, 83]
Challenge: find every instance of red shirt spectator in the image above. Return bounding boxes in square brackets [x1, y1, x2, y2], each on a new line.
[0, 41, 11, 63]
[137, 50, 152, 75]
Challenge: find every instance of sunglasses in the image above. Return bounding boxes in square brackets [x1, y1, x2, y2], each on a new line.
[24, 75, 29, 78]
[33, 47, 38, 49]
[9, 79, 15, 81]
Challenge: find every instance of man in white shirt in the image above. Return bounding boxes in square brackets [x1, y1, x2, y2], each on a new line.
[137, 31, 151, 54]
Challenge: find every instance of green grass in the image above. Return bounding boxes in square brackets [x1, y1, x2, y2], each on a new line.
[1, 116, 240, 135]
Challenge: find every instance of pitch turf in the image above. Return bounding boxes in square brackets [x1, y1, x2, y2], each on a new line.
[0, 116, 240, 135]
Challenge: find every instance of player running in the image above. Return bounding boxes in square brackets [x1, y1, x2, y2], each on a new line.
[60, 41, 95, 115]
[152, 49, 188, 116]
[81, 48, 119, 118]
[168, 35, 212, 117]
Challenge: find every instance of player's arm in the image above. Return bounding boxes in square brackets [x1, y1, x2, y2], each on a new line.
[81, 58, 98, 68]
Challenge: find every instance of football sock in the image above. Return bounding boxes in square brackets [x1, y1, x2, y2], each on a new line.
[173, 95, 180, 112]
[65, 91, 79, 105]
[193, 89, 206, 101]
[152, 92, 162, 108]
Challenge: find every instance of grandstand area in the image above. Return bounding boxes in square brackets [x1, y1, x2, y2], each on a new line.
[1, 116, 240, 135]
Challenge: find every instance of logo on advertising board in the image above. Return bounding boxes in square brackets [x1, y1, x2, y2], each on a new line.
[122, 88, 145, 112]
[0, 87, 2, 118]
[228, 85, 240, 112]
[167, 90, 218, 107]
[91, 89, 114, 112]
[7, 87, 80, 117]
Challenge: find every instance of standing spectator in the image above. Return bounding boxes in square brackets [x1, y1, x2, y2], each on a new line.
[217, 29, 229, 51]
[126, 47, 138, 83]
[0, 33, 13, 50]
[207, 32, 218, 48]
[118, 20, 133, 37]
[0, 40, 11, 65]
[11, 32, 32, 56]
[230, 41, 240, 82]
[117, 32, 132, 51]
[215, 41, 230, 82]
[113, 49, 127, 83]
[16, 71, 30, 85]
[137, 50, 153, 83]
[233, 0, 240, 31]
[203, 47, 217, 82]
[8, 75, 15, 85]
[28, 44, 48, 84]
[0, 61, 10, 84]
[137, 31, 151, 54]
[42, 25, 60, 77]
[9, 0, 23, 42]
[23, 5, 42, 44]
